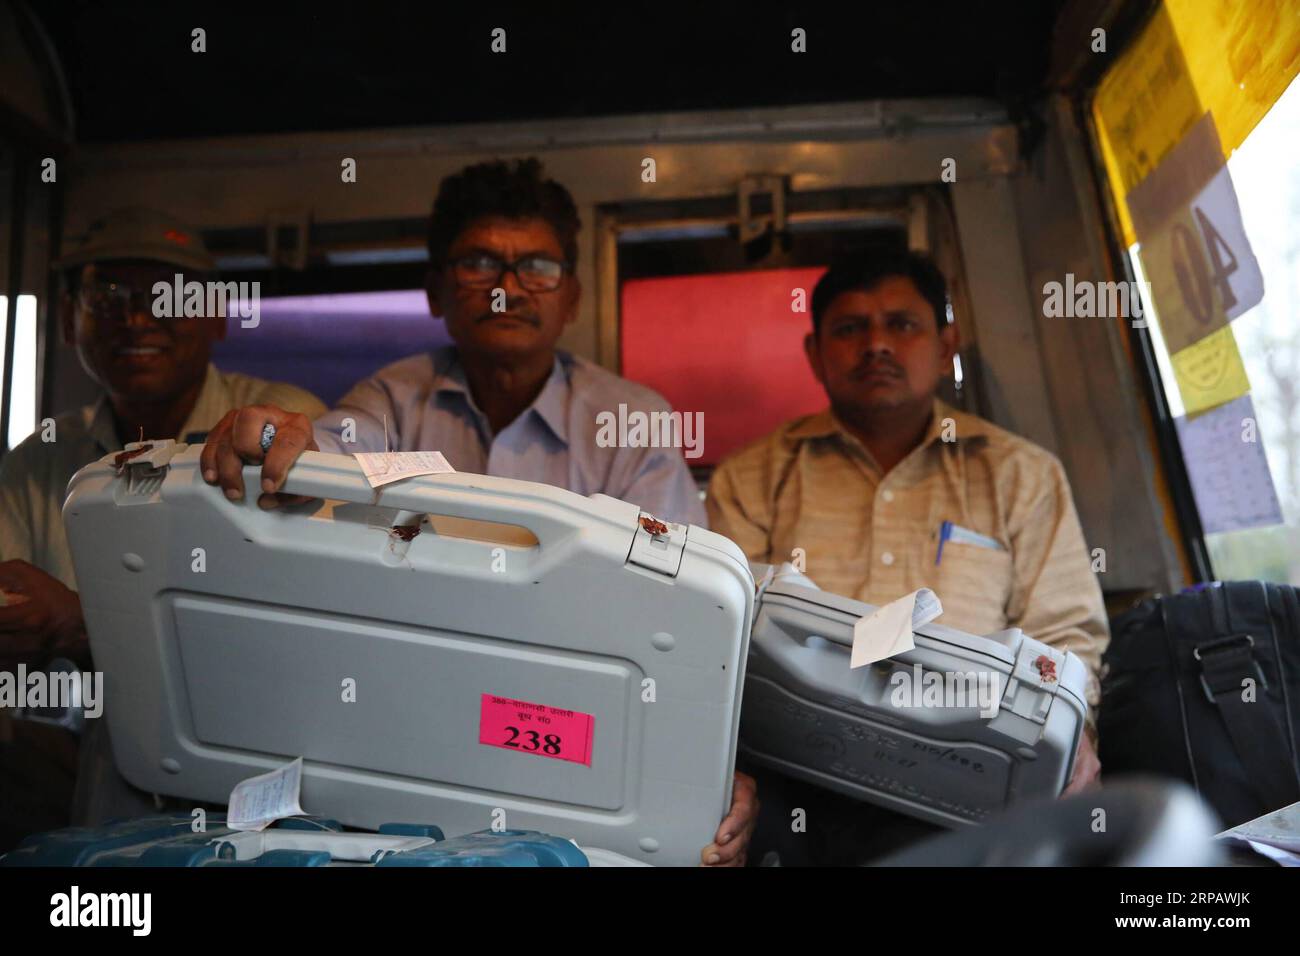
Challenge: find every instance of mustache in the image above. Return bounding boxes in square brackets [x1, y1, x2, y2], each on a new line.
[475, 310, 540, 326]
[850, 358, 904, 379]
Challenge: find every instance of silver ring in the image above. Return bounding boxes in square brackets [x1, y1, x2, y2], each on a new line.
[260, 422, 276, 454]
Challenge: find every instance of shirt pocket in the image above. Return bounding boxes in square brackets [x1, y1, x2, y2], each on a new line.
[933, 540, 1014, 637]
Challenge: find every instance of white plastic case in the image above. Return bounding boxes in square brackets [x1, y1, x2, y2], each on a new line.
[64, 440, 753, 866]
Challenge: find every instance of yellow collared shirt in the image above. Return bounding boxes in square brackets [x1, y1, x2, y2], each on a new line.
[706, 399, 1109, 704]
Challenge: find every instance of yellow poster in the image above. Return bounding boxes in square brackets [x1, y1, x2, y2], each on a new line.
[1094, 5, 1204, 244]
[1093, 0, 1300, 247]
[1170, 324, 1251, 416]
[1167, 0, 1300, 158]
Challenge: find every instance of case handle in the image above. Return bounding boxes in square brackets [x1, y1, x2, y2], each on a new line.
[255, 450, 639, 552]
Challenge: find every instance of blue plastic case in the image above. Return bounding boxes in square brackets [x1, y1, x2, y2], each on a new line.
[2, 815, 592, 867]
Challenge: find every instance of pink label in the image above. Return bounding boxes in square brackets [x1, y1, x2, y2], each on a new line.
[478, 694, 594, 767]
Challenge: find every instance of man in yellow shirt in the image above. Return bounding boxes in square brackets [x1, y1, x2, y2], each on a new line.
[0, 207, 325, 844]
[707, 251, 1106, 814]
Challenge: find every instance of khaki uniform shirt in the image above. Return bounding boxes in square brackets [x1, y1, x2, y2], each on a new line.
[0, 364, 325, 824]
[0, 364, 326, 588]
[706, 399, 1109, 705]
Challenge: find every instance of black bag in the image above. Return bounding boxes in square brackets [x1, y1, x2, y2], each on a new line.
[1099, 581, 1300, 828]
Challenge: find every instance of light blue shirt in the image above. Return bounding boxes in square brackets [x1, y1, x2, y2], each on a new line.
[313, 346, 708, 527]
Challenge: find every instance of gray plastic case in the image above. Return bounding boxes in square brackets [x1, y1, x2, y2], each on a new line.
[740, 578, 1088, 827]
[63, 441, 753, 866]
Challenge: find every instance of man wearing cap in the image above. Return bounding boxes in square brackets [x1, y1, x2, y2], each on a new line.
[0, 206, 326, 840]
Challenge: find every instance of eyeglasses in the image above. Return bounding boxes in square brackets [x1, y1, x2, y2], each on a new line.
[449, 253, 570, 293]
[78, 280, 159, 321]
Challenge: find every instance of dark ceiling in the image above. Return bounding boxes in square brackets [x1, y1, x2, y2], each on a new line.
[32, 1, 1068, 143]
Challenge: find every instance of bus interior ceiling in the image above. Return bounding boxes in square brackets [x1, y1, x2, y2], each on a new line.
[2, 0, 1184, 605]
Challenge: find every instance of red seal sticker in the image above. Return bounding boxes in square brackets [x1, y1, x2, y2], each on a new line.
[1034, 654, 1058, 683]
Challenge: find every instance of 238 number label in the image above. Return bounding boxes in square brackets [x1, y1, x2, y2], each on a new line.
[502, 726, 562, 755]
[479, 694, 595, 766]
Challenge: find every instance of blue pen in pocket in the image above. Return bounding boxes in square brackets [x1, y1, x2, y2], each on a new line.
[935, 520, 953, 566]
[936, 521, 1005, 565]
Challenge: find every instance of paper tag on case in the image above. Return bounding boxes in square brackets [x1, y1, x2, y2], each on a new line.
[227, 756, 306, 831]
[353, 451, 455, 488]
[850, 588, 943, 669]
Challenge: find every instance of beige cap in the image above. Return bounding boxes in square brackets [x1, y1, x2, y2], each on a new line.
[54, 206, 215, 273]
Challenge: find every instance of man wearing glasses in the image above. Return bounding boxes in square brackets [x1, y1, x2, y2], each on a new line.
[204, 159, 704, 529]
[199, 159, 754, 865]
[0, 207, 326, 842]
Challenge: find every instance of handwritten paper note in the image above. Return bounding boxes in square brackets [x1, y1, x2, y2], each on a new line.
[1217, 799, 1300, 865]
[353, 451, 455, 488]
[227, 756, 305, 831]
[1174, 394, 1283, 535]
[850, 588, 943, 669]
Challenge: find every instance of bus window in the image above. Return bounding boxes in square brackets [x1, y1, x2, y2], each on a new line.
[1091, 1, 1300, 585]
[0, 293, 37, 449]
[202, 217, 443, 407]
[210, 290, 449, 408]
[606, 187, 970, 476]
[1132, 81, 1300, 584]
[621, 266, 827, 468]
